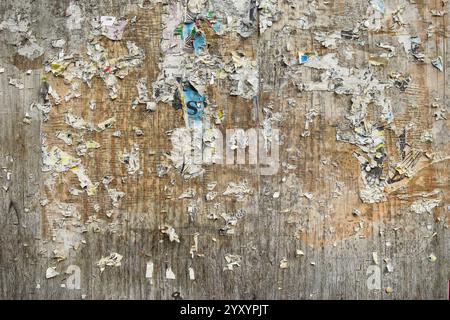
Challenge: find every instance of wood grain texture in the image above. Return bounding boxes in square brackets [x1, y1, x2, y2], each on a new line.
[0, 0, 449, 299]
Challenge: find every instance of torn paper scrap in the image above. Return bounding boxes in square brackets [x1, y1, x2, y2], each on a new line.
[223, 254, 242, 271]
[96, 253, 123, 273]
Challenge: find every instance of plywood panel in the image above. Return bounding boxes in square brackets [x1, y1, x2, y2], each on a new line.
[0, 0, 449, 299]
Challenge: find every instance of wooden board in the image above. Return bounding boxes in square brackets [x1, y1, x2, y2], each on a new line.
[0, 0, 449, 299]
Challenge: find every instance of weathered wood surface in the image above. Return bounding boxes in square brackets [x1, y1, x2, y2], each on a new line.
[0, 0, 449, 299]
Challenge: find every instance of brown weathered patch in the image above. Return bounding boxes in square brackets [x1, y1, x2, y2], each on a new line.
[12, 53, 44, 71]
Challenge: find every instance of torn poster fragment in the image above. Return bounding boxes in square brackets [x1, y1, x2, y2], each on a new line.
[182, 83, 207, 123]
[223, 254, 241, 271]
[431, 56, 443, 72]
[92, 16, 128, 41]
[96, 252, 123, 273]
[46, 267, 59, 279]
[223, 180, 252, 201]
[160, 225, 181, 243]
[166, 266, 176, 280]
